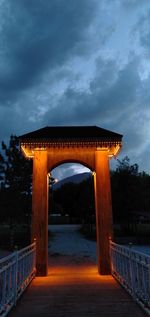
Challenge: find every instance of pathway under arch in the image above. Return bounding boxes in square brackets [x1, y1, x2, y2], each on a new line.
[19, 126, 122, 276]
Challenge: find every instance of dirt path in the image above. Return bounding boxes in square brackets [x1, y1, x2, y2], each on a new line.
[48, 224, 97, 261]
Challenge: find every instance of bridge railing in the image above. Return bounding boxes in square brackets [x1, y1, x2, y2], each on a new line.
[0, 242, 36, 317]
[110, 241, 150, 314]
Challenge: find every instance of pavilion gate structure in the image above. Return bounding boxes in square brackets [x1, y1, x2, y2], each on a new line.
[19, 126, 122, 276]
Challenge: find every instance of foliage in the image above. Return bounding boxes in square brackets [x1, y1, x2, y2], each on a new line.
[0, 135, 32, 224]
[111, 156, 150, 234]
[53, 176, 95, 220]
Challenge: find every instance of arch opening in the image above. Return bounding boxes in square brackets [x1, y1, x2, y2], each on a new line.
[48, 162, 97, 270]
[52, 162, 91, 181]
[48, 157, 94, 174]
[48, 162, 95, 223]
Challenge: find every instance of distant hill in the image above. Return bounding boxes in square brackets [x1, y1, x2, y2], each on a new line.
[53, 172, 91, 189]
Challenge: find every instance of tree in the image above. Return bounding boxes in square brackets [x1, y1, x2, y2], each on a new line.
[111, 156, 150, 234]
[0, 135, 32, 224]
[53, 175, 95, 221]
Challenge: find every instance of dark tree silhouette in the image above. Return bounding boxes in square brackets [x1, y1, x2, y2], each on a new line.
[53, 175, 95, 222]
[111, 156, 150, 235]
[0, 135, 32, 224]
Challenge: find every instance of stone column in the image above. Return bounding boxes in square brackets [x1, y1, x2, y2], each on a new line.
[94, 150, 113, 274]
[32, 150, 48, 276]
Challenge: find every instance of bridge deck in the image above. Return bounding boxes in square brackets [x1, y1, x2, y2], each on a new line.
[9, 255, 146, 317]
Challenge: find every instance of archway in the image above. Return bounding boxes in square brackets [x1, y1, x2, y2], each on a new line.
[48, 163, 95, 266]
[49, 162, 92, 220]
[19, 126, 122, 276]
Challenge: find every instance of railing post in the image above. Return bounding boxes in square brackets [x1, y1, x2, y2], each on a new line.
[109, 241, 150, 314]
[33, 239, 36, 276]
[14, 249, 18, 306]
[109, 238, 113, 273]
[0, 243, 36, 316]
[128, 243, 134, 297]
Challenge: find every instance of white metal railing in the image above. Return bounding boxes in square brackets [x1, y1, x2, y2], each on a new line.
[110, 241, 150, 314]
[0, 242, 36, 317]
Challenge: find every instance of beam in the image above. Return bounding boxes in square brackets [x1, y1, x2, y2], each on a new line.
[94, 150, 113, 274]
[32, 150, 48, 276]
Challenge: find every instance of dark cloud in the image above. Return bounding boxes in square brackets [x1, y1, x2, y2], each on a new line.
[122, 0, 148, 10]
[42, 57, 141, 127]
[0, 0, 97, 104]
[136, 10, 150, 51]
[41, 54, 150, 175]
[0, 0, 150, 177]
[0, 103, 38, 142]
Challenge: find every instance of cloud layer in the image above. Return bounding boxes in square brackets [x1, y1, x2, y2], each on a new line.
[1, 0, 150, 177]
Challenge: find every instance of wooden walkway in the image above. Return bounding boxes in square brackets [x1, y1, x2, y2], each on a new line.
[9, 255, 146, 317]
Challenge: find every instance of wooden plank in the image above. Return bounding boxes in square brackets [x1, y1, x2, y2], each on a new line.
[9, 257, 146, 317]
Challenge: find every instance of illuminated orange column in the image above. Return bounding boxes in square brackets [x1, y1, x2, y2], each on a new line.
[94, 150, 113, 275]
[32, 150, 48, 276]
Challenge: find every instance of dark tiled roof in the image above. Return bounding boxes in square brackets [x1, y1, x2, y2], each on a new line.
[19, 126, 122, 142]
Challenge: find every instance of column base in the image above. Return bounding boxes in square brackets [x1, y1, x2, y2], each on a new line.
[36, 263, 48, 276]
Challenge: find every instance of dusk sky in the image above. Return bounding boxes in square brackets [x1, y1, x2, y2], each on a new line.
[1, 0, 150, 179]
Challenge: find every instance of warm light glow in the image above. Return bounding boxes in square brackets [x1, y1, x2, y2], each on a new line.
[21, 142, 122, 160]
[33, 264, 114, 286]
[48, 172, 58, 184]
[113, 144, 122, 157]
[96, 144, 122, 159]
[108, 144, 122, 158]
[21, 145, 34, 158]
[97, 147, 109, 151]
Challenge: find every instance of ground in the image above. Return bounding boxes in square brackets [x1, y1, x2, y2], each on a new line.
[48, 224, 97, 261]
